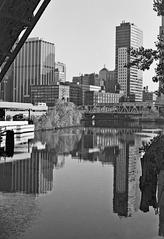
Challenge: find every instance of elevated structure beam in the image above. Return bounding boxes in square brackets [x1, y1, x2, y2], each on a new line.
[0, 0, 51, 83]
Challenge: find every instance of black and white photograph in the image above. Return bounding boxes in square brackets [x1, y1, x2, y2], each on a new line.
[0, 0, 164, 238]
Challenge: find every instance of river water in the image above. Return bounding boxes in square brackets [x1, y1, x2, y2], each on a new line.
[0, 122, 164, 239]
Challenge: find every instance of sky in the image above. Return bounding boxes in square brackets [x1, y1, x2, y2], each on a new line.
[30, 0, 161, 91]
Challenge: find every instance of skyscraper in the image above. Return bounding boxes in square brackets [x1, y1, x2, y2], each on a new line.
[13, 37, 55, 103]
[115, 21, 143, 101]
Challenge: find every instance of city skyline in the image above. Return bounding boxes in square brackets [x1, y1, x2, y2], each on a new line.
[30, 0, 160, 91]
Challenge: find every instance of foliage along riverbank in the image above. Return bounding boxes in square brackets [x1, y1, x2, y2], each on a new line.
[33, 100, 83, 131]
[140, 134, 164, 171]
[139, 133, 164, 213]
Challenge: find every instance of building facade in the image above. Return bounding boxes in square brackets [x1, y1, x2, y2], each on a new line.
[55, 62, 66, 83]
[84, 91, 123, 106]
[115, 21, 143, 101]
[142, 86, 157, 102]
[81, 85, 101, 105]
[69, 83, 82, 106]
[31, 84, 69, 107]
[13, 37, 55, 103]
[72, 73, 102, 105]
[99, 68, 117, 93]
[73, 73, 102, 87]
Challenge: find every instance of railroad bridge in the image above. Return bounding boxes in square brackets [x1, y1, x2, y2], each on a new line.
[84, 102, 157, 121]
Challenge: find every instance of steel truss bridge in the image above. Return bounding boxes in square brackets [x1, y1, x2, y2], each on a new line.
[0, 0, 52, 83]
[85, 102, 154, 115]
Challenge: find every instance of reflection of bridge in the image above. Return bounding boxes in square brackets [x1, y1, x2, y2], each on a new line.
[85, 127, 142, 135]
[0, 0, 51, 83]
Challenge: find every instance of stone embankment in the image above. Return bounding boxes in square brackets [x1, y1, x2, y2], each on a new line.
[33, 100, 82, 131]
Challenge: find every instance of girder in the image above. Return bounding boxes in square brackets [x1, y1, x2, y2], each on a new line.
[0, 0, 52, 83]
[86, 102, 153, 115]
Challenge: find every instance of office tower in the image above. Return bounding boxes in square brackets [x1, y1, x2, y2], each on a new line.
[13, 37, 55, 103]
[55, 62, 66, 83]
[115, 21, 143, 101]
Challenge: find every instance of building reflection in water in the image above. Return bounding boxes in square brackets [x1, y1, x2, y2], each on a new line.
[0, 147, 53, 195]
[71, 127, 142, 218]
[113, 137, 141, 217]
[0, 129, 83, 239]
[0, 128, 83, 196]
[0, 127, 144, 216]
[0, 126, 158, 237]
[0, 142, 53, 195]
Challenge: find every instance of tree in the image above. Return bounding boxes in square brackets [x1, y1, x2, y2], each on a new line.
[153, 0, 164, 15]
[126, 0, 164, 95]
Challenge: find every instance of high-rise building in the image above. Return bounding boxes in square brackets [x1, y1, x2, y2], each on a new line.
[13, 37, 55, 103]
[115, 21, 143, 101]
[55, 62, 66, 83]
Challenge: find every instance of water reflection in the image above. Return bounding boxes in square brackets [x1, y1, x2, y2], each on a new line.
[0, 145, 53, 195]
[70, 127, 142, 217]
[0, 128, 83, 198]
[0, 194, 40, 239]
[0, 126, 163, 238]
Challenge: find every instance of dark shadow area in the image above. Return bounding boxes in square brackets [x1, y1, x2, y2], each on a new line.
[139, 134, 164, 236]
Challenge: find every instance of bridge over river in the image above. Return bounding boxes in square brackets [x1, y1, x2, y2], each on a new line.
[83, 102, 161, 121]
